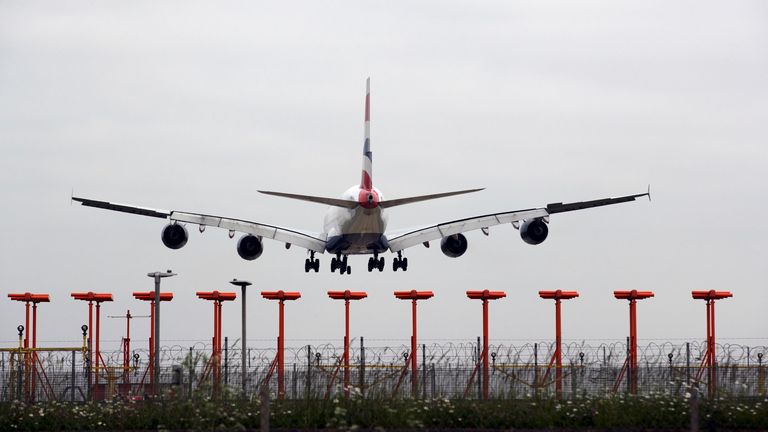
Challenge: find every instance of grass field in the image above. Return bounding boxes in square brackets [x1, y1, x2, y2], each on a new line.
[1, 391, 766, 431]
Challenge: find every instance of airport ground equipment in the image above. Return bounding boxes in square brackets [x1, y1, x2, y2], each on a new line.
[692, 290, 733, 397]
[327, 290, 368, 398]
[70, 292, 113, 393]
[261, 290, 301, 399]
[147, 270, 177, 395]
[196, 290, 237, 394]
[229, 279, 252, 395]
[538, 290, 579, 399]
[133, 290, 174, 393]
[613, 290, 655, 394]
[464, 290, 506, 400]
[7, 293, 50, 400]
[108, 310, 150, 387]
[393, 290, 434, 398]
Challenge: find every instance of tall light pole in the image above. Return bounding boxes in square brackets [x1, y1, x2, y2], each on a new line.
[230, 279, 252, 396]
[147, 269, 176, 396]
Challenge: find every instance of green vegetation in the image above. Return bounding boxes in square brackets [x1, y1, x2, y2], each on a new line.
[1, 393, 766, 431]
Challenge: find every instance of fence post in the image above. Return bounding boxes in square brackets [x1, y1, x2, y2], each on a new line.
[533, 343, 538, 397]
[306, 345, 311, 399]
[292, 363, 297, 399]
[686, 342, 691, 385]
[477, 336, 481, 399]
[360, 337, 365, 397]
[224, 336, 229, 386]
[422, 344, 426, 399]
[71, 350, 76, 402]
[188, 347, 194, 398]
[431, 364, 436, 398]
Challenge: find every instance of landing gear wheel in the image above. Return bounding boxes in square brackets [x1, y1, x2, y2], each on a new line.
[331, 257, 338, 273]
[304, 259, 310, 273]
[402, 257, 408, 271]
[367, 257, 374, 272]
[377, 257, 385, 272]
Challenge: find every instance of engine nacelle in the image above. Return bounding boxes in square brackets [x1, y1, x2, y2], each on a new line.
[161, 224, 188, 249]
[520, 219, 548, 245]
[237, 234, 263, 260]
[440, 233, 468, 258]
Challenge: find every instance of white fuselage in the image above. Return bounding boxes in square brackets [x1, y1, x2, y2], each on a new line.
[322, 185, 388, 254]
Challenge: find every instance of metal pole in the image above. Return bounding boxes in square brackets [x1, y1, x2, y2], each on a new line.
[422, 343, 426, 399]
[278, 300, 285, 399]
[306, 345, 311, 399]
[95, 302, 101, 387]
[71, 350, 76, 402]
[482, 298, 489, 400]
[32, 303, 37, 401]
[555, 298, 562, 399]
[153, 275, 161, 395]
[242, 287, 246, 395]
[88, 301, 92, 391]
[360, 336, 365, 397]
[344, 299, 350, 397]
[225, 336, 229, 386]
[534, 343, 539, 396]
[411, 299, 418, 398]
[188, 346, 193, 398]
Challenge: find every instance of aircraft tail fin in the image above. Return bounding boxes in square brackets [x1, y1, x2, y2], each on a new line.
[360, 77, 373, 191]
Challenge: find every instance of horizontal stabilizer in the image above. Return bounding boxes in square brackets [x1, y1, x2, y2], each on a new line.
[380, 188, 484, 208]
[258, 190, 358, 209]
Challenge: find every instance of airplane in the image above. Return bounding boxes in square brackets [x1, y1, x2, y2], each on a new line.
[72, 78, 650, 275]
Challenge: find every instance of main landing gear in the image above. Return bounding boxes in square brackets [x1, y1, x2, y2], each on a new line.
[392, 251, 408, 272]
[330, 254, 352, 275]
[367, 253, 385, 272]
[304, 251, 320, 273]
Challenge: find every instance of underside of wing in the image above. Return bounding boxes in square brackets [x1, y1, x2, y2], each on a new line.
[72, 196, 327, 252]
[387, 188, 649, 252]
[170, 212, 326, 252]
[387, 208, 548, 252]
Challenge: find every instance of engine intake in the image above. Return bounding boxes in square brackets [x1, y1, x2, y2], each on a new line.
[440, 233, 468, 258]
[161, 224, 188, 249]
[237, 234, 263, 260]
[520, 219, 548, 245]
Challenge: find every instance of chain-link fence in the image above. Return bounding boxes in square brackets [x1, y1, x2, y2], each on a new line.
[2, 340, 766, 402]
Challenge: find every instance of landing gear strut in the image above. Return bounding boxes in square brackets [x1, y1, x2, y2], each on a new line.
[392, 251, 408, 272]
[304, 251, 320, 273]
[330, 253, 351, 275]
[367, 253, 385, 272]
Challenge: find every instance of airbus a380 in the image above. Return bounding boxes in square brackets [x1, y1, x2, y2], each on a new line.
[73, 79, 649, 275]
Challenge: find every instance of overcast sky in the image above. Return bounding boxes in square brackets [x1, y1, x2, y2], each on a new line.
[1, 1, 766, 355]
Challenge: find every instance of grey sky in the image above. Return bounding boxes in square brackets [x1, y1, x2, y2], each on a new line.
[1, 1, 766, 352]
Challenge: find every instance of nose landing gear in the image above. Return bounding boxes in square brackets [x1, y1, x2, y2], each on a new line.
[392, 251, 408, 272]
[304, 251, 320, 273]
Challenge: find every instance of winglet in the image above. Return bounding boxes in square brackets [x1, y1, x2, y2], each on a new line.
[646, 184, 652, 202]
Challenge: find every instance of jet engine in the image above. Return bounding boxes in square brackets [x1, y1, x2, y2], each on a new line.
[237, 234, 263, 260]
[440, 233, 468, 258]
[161, 224, 188, 249]
[520, 219, 548, 245]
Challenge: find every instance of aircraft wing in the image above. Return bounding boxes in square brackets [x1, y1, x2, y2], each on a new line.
[387, 190, 649, 252]
[72, 197, 327, 253]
